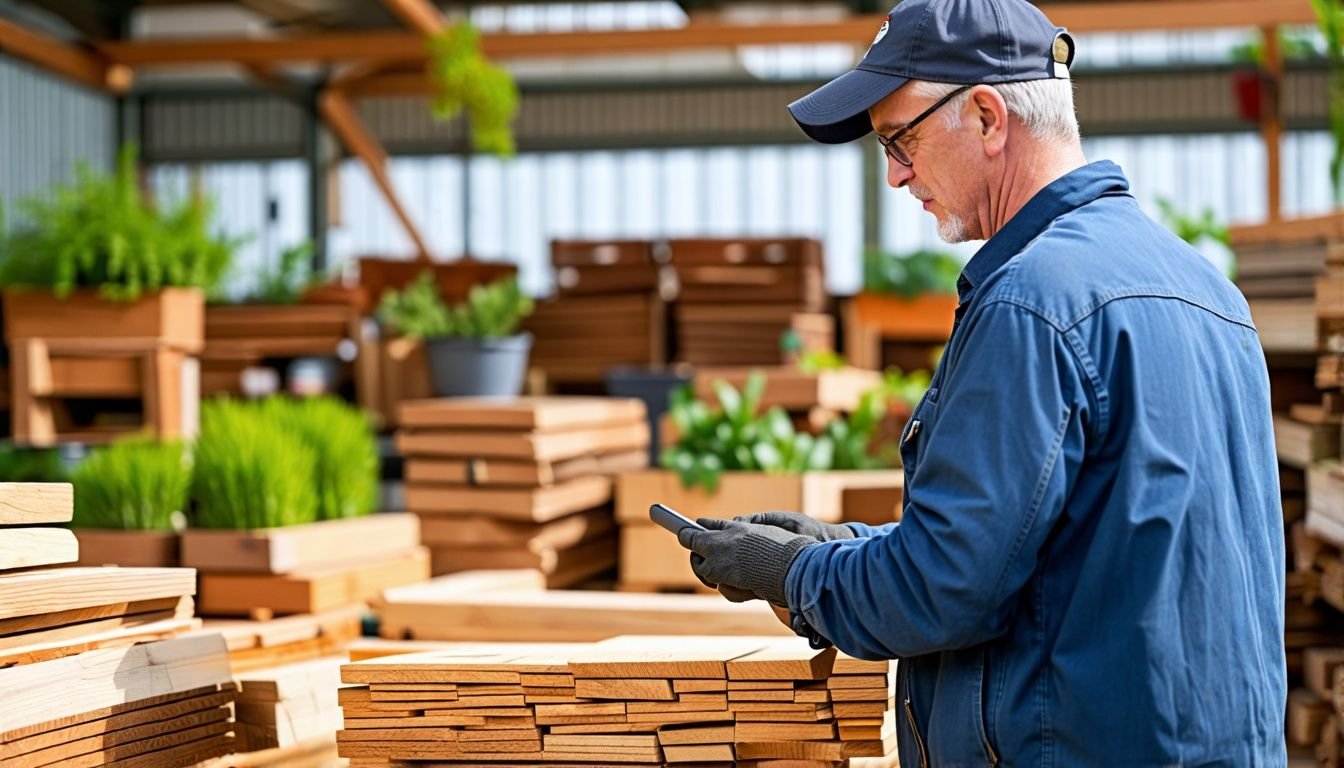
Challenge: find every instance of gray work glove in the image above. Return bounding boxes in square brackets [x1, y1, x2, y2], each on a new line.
[735, 511, 857, 542]
[677, 517, 815, 607]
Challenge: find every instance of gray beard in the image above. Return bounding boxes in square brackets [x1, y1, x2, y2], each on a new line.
[937, 211, 969, 243]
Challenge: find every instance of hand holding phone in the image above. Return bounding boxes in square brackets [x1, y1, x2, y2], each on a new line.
[649, 503, 704, 536]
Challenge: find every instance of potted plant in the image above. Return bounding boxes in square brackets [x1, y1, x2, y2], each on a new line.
[70, 435, 191, 567]
[0, 146, 234, 350]
[377, 271, 535, 397]
[615, 372, 908, 589]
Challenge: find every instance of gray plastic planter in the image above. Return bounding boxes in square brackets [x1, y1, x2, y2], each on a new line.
[424, 334, 533, 397]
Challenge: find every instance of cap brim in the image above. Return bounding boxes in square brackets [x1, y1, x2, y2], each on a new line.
[787, 68, 909, 144]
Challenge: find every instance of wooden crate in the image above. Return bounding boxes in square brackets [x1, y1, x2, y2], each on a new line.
[844, 291, 958, 370]
[73, 529, 179, 567]
[525, 294, 667, 385]
[616, 469, 902, 588]
[3, 288, 204, 352]
[552, 239, 662, 296]
[677, 305, 832, 367]
[670, 237, 825, 311]
[181, 514, 420, 574]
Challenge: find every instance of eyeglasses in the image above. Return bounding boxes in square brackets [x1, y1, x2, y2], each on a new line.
[877, 84, 974, 167]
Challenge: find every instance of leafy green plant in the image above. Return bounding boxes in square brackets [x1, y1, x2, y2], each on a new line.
[1315, 0, 1344, 204]
[863, 248, 963, 299]
[1155, 198, 1229, 248]
[0, 145, 238, 301]
[191, 399, 317, 529]
[378, 272, 534, 340]
[660, 371, 900, 493]
[72, 436, 190, 531]
[261, 397, 378, 521]
[250, 241, 317, 304]
[428, 24, 520, 157]
[0, 445, 67, 483]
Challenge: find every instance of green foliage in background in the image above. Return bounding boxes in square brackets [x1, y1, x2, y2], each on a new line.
[249, 241, 318, 304]
[378, 272, 534, 340]
[1155, 198, 1229, 248]
[72, 437, 190, 531]
[0, 445, 67, 483]
[863, 248, 963, 299]
[660, 371, 900, 493]
[260, 397, 378, 521]
[1230, 26, 1322, 67]
[1315, 0, 1344, 204]
[428, 25, 521, 157]
[0, 146, 237, 301]
[191, 399, 317, 529]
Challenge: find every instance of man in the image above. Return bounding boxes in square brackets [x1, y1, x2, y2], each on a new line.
[676, 0, 1286, 764]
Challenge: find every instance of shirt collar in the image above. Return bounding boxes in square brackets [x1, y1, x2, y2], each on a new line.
[956, 160, 1131, 303]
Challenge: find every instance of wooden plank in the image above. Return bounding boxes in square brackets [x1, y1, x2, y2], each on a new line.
[0, 689, 232, 759]
[399, 397, 645, 432]
[0, 614, 196, 668]
[0, 596, 190, 651]
[397, 422, 649, 462]
[406, 450, 647, 488]
[727, 640, 837, 681]
[199, 603, 365, 652]
[0, 567, 195, 622]
[0, 17, 124, 91]
[664, 743, 734, 762]
[428, 535, 616, 589]
[406, 476, 611, 522]
[833, 654, 889, 676]
[73, 529, 178, 568]
[8, 705, 229, 768]
[375, 587, 792, 643]
[0, 633, 231, 732]
[181, 513, 420, 574]
[657, 723, 735, 746]
[0, 596, 184, 637]
[569, 636, 768, 679]
[198, 547, 429, 616]
[572, 678, 674, 701]
[235, 656, 345, 703]
[0, 483, 72, 525]
[0, 528, 78, 571]
[419, 507, 613, 549]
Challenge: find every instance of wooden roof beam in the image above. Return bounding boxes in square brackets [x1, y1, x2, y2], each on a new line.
[93, 0, 1320, 69]
[380, 0, 446, 36]
[0, 17, 130, 92]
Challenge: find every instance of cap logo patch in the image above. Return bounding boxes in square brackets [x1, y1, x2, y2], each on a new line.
[867, 16, 890, 54]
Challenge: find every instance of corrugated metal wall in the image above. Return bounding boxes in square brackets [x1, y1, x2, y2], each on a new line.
[0, 54, 115, 226]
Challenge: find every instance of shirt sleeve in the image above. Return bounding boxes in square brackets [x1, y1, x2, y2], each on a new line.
[785, 300, 1094, 660]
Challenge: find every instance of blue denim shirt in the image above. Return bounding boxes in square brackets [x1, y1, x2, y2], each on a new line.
[786, 162, 1285, 766]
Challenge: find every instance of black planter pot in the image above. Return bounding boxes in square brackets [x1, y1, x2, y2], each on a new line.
[425, 334, 533, 397]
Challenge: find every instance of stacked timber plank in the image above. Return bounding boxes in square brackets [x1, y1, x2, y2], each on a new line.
[196, 603, 365, 672]
[182, 513, 428, 619]
[334, 635, 894, 766]
[233, 656, 346, 753]
[396, 397, 649, 586]
[0, 482, 235, 766]
[1233, 213, 1344, 354]
[373, 570, 793, 642]
[527, 240, 668, 386]
[670, 238, 830, 366]
[0, 482, 77, 571]
[0, 634, 237, 768]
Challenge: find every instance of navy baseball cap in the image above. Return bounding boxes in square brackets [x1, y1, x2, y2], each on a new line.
[788, 0, 1075, 144]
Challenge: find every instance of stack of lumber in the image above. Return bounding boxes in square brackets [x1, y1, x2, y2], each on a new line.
[0, 633, 236, 767]
[192, 737, 341, 768]
[396, 397, 649, 586]
[1232, 213, 1344, 354]
[670, 238, 829, 367]
[334, 635, 894, 767]
[182, 513, 428, 619]
[373, 569, 793, 642]
[527, 239, 668, 386]
[614, 470, 903, 591]
[0, 482, 77, 572]
[233, 656, 346, 753]
[196, 603, 365, 673]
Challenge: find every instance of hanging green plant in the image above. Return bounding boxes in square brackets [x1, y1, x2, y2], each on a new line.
[427, 24, 521, 157]
[1315, 0, 1344, 204]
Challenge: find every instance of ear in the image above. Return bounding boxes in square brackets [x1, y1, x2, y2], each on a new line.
[967, 85, 1009, 157]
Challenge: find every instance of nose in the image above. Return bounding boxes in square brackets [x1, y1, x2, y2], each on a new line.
[886, 155, 913, 189]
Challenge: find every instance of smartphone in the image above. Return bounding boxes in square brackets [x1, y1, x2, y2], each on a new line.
[649, 503, 705, 536]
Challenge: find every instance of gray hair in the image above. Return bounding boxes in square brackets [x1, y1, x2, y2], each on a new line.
[909, 79, 1080, 143]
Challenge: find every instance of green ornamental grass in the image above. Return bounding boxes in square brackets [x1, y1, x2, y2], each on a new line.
[191, 399, 317, 529]
[261, 397, 378, 521]
[72, 436, 190, 531]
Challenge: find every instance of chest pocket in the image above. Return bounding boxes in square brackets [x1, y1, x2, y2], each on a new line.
[899, 386, 939, 481]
